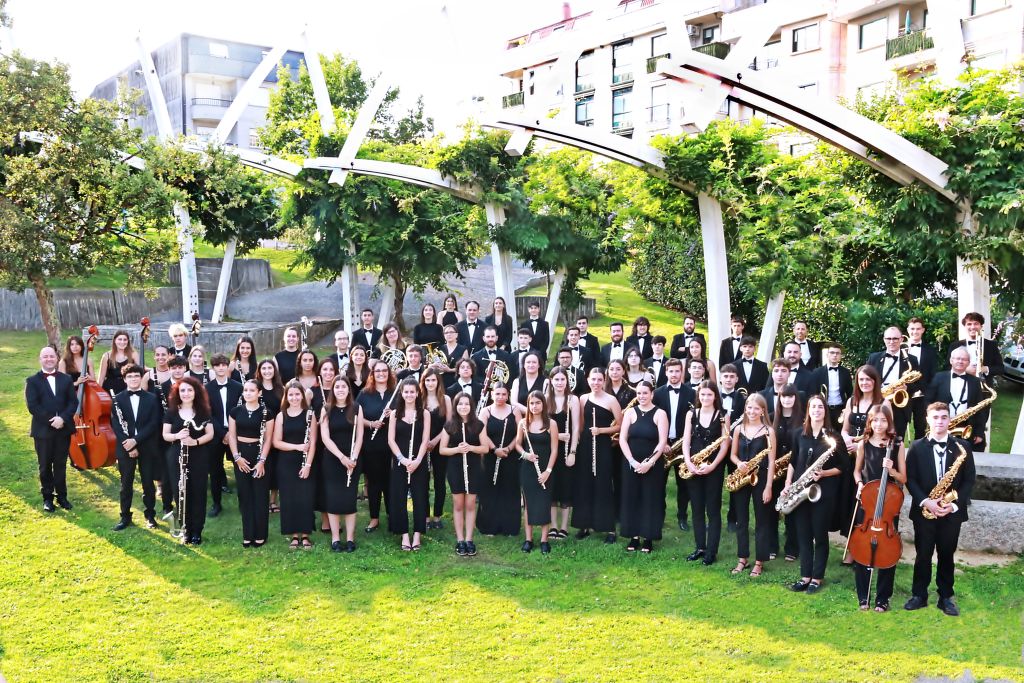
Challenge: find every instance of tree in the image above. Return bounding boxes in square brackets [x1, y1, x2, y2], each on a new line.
[0, 52, 177, 345]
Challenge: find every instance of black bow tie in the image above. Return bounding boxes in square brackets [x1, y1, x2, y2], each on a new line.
[42, 371, 56, 377]
[885, 353, 898, 360]
[721, 392, 733, 398]
[967, 340, 977, 345]
[613, 342, 621, 348]
[799, 341, 807, 346]
[910, 343, 921, 348]
[742, 358, 753, 364]
[951, 373, 965, 380]
[669, 387, 681, 394]
[829, 366, 839, 372]
[733, 337, 741, 342]
[128, 390, 142, 397]
[461, 383, 471, 388]
[930, 439, 948, 449]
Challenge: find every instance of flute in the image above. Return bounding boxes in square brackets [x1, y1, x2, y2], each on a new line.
[371, 388, 399, 441]
[520, 420, 546, 490]
[493, 414, 508, 486]
[347, 410, 357, 488]
[563, 401, 571, 462]
[406, 413, 416, 485]
[591, 407, 597, 477]
[462, 422, 469, 493]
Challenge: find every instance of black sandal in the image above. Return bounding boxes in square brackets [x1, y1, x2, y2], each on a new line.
[288, 536, 300, 550]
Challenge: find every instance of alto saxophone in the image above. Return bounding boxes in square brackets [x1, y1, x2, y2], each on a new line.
[944, 384, 997, 441]
[677, 435, 728, 479]
[725, 446, 772, 492]
[775, 436, 838, 515]
[772, 451, 792, 481]
[881, 368, 923, 408]
[922, 444, 968, 520]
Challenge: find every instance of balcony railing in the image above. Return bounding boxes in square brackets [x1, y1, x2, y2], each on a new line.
[885, 30, 934, 60]
[191, 97, 232, 107]
[502, 91, 525, 108]
[612, 71, 634, 85]
[694, 41, 731, 60]
[647, 103, 670, 125]
[575, 81, 595, 94]
[646, 53, 671, 73]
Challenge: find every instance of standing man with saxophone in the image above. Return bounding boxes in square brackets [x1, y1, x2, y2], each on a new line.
[904, 402, 976, 616]
[926, 347, 989, 452]
[867, 327, 921, 441]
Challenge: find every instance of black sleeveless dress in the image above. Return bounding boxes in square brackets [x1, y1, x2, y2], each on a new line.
[388, 414, 429, 535]
[572, 401, 616, 532]
[516, 375, 545, 407]
[441, 311, 460, 328]
[323, 405, 359, 514]
[276, 410, 315, 535]
[103, 357, 131, 395]
[446, 422, 485, 495]
[619, 406, 666, 539]
[478, 411, 521, 535]
[521, 427, 553, 526]
[550, 400, 574, 506]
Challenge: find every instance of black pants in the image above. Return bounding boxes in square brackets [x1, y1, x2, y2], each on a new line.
[855, 564, 896, 605]
[169, 448, 209, 538]
[686, 466, 724, 556]
[893, 405, 911, 443]
[793, 494, 836, 580]
[116, 447, 157, 521]
[910, 396, 928, 440]
[363, 446, 391, 521]
[235, 442, 270, 542]
[430, 449, 448, 517]
[388, 459, 429, 535]
[768, 479, 799, 557]
[725, 461, 737, 525]
[673, 467, 690, 524]
[911, 517, 962, 600]
[208, 438, 228, 506]
[34, 435, 70, 503]
[154, 444, 174, 513]
[732, 477, 770, 561]
[828, 405, 845, 432]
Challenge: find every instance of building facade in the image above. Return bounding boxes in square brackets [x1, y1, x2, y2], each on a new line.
[91, 34, 303, 149]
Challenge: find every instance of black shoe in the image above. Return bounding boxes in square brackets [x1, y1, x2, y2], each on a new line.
[903, 595, 928, 611]
[678, 519, 689, 531]
[702, 555, 717, 566]
[790, 579, 811, 592]
[686, 549, 705, 562]
[42, 500, 56, 513]
[540, 541, 551, 554]
[183, 537, 196, 546]
[112, 519, 132, 531]
[466, 541, 477, 556]
[331, 541, 343, 553]
[191, 536, 202, 545]
[344, 541, 356, 553]
[207, 504, 222, 518]
[626, 537, 640, 552]
[521, 540, 534, 553]
[641, 539, 653, 554]
[364, 523, 379, 533]
[937, 598, 960, 617]
[604, 533, 617, 544]
[726, 521, 738, 532]
[456, 541, 467, 556]
[575, 529, 591, 540]
[56, 498, 73, 511]
[145, 516, 157, 529]
[222, 485, 231, 494]
[806, 581, 822, 594]
[426, 520, 436, 530]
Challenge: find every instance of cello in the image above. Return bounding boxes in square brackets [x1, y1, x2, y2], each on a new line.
[68, 325, 118, 470]
[848, 441, 904, 599]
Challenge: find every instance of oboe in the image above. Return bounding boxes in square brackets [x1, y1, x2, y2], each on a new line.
[462, 422, 469, 492]
[591, 407, 597, 477]
[152, 368, 167, 411]
[300, 409, 313, 471]
[493, 414, 509, 486]
[347, 410, 357, 488]
[520, 420, 546, 490]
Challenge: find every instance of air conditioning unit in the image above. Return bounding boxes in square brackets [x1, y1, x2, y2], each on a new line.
[687, 25, 699, 37]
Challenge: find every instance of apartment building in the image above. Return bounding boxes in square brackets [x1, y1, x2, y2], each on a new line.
[91, 34, 303, 149]
[498, 0, 1024, 148]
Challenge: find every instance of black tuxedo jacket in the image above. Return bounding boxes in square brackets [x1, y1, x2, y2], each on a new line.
[788, 338, 822, 370]
[327, 352, 350, 372]
[353, 327, 382, 352]
[446, 379, 483, 406]
[718, 336, 743, 369]
[786, 362, 817, 395]
[759, 385, 805, 419]
[207, 379, 244, 440]
[905, 436, 975, 522]
[558, 365, 588, 397]
[734, 357, 769, 394]
[643, 356, 670, 387]
[484, 313, 514, 351]
[110, 390, 161, 457]
[510, 347, 535, 372]
[625, 333, 654, 361]
[600, 341, 628, 368]
[458, 319, 486, 353]
[562, 345, 594, 373]
[949, 338, 1004, 380]
[654, 384, 696, 439]
[578, 332, 601, 367]
[471, 347, 519, 383]
[907, 341, 939, 387]
[867, 350, 921, 401]
[719, 388, 747, 425]
[523, 318, 550, 360]
[810, 365, 854, 407]
[670, 332, 707, 359]
[926, 372, 986, 440]
[25, 371, 78, 439]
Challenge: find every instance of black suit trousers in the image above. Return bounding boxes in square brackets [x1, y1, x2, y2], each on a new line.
[911, 516, 962, 600]
[34, 435, 70, 502]
[208, 438, 228, 505]
[117, 449, 157, 520]
[732, 477, 771, 561]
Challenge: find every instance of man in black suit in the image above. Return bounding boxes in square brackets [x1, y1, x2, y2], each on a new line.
[926, 347, 988, 452]
[625, 316, 654, 361]
[810, 343, 853, 430]
[446, 358, 482, 406]
[717, 315, 746, 369]
[354, 308, 383, 352]
[562, 327, 593, 373]
[510, 328, 535, 372]
[458, 300, 485, 353]
[654, 359, 695, 531]
[734, 337, 768, 393]
[949, 311, 1005, 386]
[554, 347, 587, 397]
[327, 329, 351, 374]
[903, 402, 976, 617]
[671, 315, 707, 360]
[472, 326, 518, 384]
[782, 341, 815, 395]
[575, 316, 600, 369]
[206, 354, 243, 518]
[867, 326, 921, 439]
[760, 359, 804, 420]
[906, 317, 939, 439]
[600, 321, 627, 368]
[644, 336, 670, 387]
[523, 302, 550, 362]
[110, 365, 162, 530]
[167, 322, 192, 359]
[25, 346, 78, 513]
[789, 319, 822, 370]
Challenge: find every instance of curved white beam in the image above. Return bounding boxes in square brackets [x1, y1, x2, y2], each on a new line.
[305, 157, 483, 203]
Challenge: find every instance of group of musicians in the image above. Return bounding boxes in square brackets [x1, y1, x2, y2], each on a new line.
[27, 297, 990, 615]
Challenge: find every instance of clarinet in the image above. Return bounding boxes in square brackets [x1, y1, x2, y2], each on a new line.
[462, 422, 470, 493]
[113, 395, 131, 448]
[493, 414, 509, 486]
[406, 412, 416, 485]
[520, 420, 546, 490]
[300, 409, 313, 471]
[347, 409, 357, 488]
[591, 407, 597, 477]
[255, 403, 267, 477]
[563, 399, 571, 463]
[174, 438, 189, 542]
[152, 369, 167, 411]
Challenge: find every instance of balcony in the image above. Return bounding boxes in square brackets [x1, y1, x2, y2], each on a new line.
[192, 97, 232, 107]
[502, 91, 525, 108]
[190, 97, 232, 121]
[646, 53, 671, 73]
[647, 103, 671, 127]
[612, 71, 634, 85]
[694, 41, 731, 60]
[885, 29, 934, 60]
[575, 81, 595, 94]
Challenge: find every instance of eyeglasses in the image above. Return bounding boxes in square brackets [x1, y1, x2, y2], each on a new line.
[883, 337, 901, 341]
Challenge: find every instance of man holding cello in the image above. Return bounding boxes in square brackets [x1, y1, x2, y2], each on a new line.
[25, 346, 78, 513]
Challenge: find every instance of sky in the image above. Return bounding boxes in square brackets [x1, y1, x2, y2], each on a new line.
[2, 0, 598, 138]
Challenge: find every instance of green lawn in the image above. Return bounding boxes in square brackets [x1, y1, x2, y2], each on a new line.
[1, 330, 1022, 682]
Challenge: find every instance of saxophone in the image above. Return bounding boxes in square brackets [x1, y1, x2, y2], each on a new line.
[922, 444, 968, 520]
[775, 436, 838, 515]
[881, 368, 923, 408]
[945, 384, 997, 441]
[725, 446, 772, 492]
[772, 451, 792, 481]
[677, 435, 728, 479]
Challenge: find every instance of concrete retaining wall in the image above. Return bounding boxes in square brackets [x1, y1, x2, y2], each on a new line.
[167, 258, 272, 301]
[0, 287, 181, 331]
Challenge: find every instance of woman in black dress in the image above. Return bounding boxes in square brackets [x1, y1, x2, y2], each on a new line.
[510, 352, 545, 413]
[573, 367, 622, 543]
[784, 395, 845, 594]
[347, 345, 370, 398]
[186, 346, 212, 386]
[441, 294, 463, 328]
[257, 359, 284, 513]
[434, 325, 468, 390]
[729, 393, 776, 578]
[439, 392, 489, 555]
[230, 336, 258, 383]
[413, 303, 445, 348]
[320, 376, 363, 553]
[228, 379, 274, 548]
[546, 367, 579, 539]
[161, 377, 214, 545]
[624, 348, 654, 390]
[606, 358, 635, 518]
[681, 380, 731, 564]
[312, 358, 338, 533]
[58, 335, 93, 385]
[772, 385, 804, 562]
[515, 390, 558, 554]
[387, 379, 431, 550]
[274, 327, 301, 383]
[477, 383, 522, 537]
[618, 380, 669, 553]
[272, 380, 318, 550]
[852, 404, 906, 611]
[373, 323, 407, 362]
[484, 296, 514, 351]
[97, 329, 140, 396]
[420, 369, 451, 530]
[357, 363, 396, 533]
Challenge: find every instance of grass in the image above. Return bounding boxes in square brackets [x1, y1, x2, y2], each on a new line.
[1, 329, 1023, 682]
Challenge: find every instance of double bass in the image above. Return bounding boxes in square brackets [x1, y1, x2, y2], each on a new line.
[848, 441, 904, 594]
[68, 325, 117, 470]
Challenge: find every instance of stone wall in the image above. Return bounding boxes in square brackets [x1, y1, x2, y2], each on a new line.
[166, 258, 272, 302]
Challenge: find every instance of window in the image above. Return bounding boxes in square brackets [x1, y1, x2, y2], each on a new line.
[718, 98, 731, 116]
[208, 42, 229, 59]
[576, 51, 595, 93]
[612, 41, 633, 84]
[702, 26, 719, 45]
[651, 33, 667, 57]
[576, 95, 594, 127]
[791, 23, 819, 53]
[971, 0, 1007, 15]
[649, 84, 668, 124]
[612, 87, 632, 129]
[859, 17, 887, 49]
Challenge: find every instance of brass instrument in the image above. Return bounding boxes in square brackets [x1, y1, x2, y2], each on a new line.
[725, 445, 772, 492]
[881, 369, 922, 408]
[772, 451, 792, 481]
[380, 347, 408, 372]
[922, 444, 968, 520]
[942, 384, 997, 441]
[775, 436, 838, 515]
[566, 368, 578, 393]
[677, 435, 728, 479]
[423, 343, 448, 368]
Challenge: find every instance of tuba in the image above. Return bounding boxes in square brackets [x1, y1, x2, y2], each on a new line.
[775, 436, 838, 515]
[922, 444, 968, 520]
